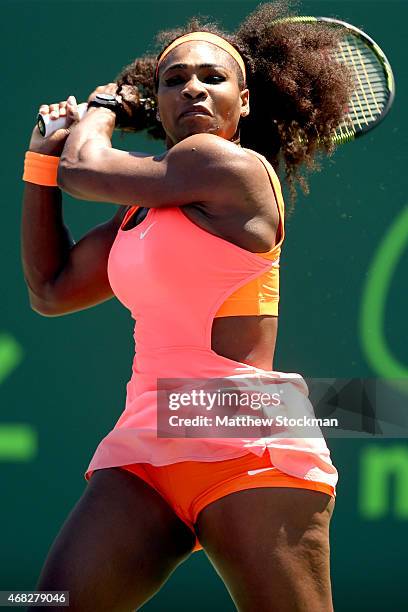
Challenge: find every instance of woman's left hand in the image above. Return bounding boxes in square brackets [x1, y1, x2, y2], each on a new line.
[87, 82, 143, 130]
[87, 82, 120, 105]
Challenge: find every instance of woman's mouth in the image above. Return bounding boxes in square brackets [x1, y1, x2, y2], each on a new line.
[179, 106, 212, 119]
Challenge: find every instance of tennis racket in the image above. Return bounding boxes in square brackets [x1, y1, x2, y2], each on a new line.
[273, 16, 395, 144]
[39, 17, 395, 143]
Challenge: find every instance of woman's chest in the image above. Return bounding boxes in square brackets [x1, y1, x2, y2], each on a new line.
[121, 204, 274, 253]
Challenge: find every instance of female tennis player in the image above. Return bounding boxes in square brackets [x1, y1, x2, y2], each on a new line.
[22, 3, 353, 610]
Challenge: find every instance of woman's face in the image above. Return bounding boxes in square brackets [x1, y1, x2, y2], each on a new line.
[156, 41, 249, 146]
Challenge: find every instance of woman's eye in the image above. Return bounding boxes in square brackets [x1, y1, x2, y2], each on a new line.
[204, 75, 226, 83]
[165, 76, 184, 86]
[165, 74, 226, 86]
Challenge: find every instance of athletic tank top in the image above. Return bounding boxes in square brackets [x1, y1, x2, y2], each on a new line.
[119, 149, 284, 317]
[85, 147, 338, 490]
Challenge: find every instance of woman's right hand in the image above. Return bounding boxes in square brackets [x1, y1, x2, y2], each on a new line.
[28, 95, 80, 156]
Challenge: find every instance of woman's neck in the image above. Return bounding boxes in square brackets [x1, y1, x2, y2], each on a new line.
[165, 131, 241, 150]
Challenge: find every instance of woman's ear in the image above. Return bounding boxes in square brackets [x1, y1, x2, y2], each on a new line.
[240, 88, 250, 118]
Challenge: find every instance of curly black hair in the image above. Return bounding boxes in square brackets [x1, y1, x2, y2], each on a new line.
[114, 1, 354, 204]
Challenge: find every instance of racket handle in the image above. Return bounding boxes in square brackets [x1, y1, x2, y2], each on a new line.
[37, 102, 89, 137]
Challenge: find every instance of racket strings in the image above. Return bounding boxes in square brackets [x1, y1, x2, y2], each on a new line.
[333, 35, 387, 139]
[270, 16, 394, 144]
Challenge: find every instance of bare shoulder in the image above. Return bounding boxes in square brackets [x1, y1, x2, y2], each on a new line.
[168, 133, 262, 172]
[167, 134, 273, 206]
[181, 137, 280, 251]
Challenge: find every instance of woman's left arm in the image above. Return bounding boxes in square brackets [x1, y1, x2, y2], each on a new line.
[57, 87, 266, 211]
[57, 103, 133, 204]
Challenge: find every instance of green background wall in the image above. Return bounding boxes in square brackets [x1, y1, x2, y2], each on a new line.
[1, 1, 407, 610]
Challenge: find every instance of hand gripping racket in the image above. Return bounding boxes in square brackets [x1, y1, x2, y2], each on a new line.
[37, 97, 155, 137]
[37, 102, 88, 137]
[273, 17, 395, 144]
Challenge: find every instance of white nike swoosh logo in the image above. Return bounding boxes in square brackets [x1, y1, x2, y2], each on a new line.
[139, 222, 157, 239]
[247, 467, 277, 476]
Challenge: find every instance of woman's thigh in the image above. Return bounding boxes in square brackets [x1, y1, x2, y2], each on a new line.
[31, 467, 196, 612]
[195, 487, 335, 612]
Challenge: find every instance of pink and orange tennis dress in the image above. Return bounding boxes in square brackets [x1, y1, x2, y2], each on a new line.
[85, 148, 338, 552]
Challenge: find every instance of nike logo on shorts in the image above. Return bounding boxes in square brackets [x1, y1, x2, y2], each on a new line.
[247, 467, 277, 476]
[140, 223, 157, 239]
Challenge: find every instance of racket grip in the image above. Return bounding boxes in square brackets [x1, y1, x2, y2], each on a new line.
[37, 102, 89, 137]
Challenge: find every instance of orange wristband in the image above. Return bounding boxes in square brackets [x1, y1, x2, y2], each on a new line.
[22, 151, 60, 187]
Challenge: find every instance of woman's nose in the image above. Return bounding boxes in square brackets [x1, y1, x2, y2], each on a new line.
[181, 76, 208, 99]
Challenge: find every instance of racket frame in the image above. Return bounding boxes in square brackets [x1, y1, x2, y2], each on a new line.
[272, 16, 396, 143]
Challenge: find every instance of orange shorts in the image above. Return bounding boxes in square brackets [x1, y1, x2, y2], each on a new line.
[118, 450, 335, 553]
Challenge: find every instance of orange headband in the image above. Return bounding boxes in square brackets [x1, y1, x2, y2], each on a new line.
[155, 32, 246, 82]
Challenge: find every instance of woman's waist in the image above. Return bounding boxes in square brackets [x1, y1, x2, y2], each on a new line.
[130, 345, 309, 398]
[133, 344, 266, 373]
[132, 345, 236, 379]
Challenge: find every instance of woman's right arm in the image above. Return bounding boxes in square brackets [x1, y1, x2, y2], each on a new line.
[21, 96, 127, 317]
[21, 184, 126, 316]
